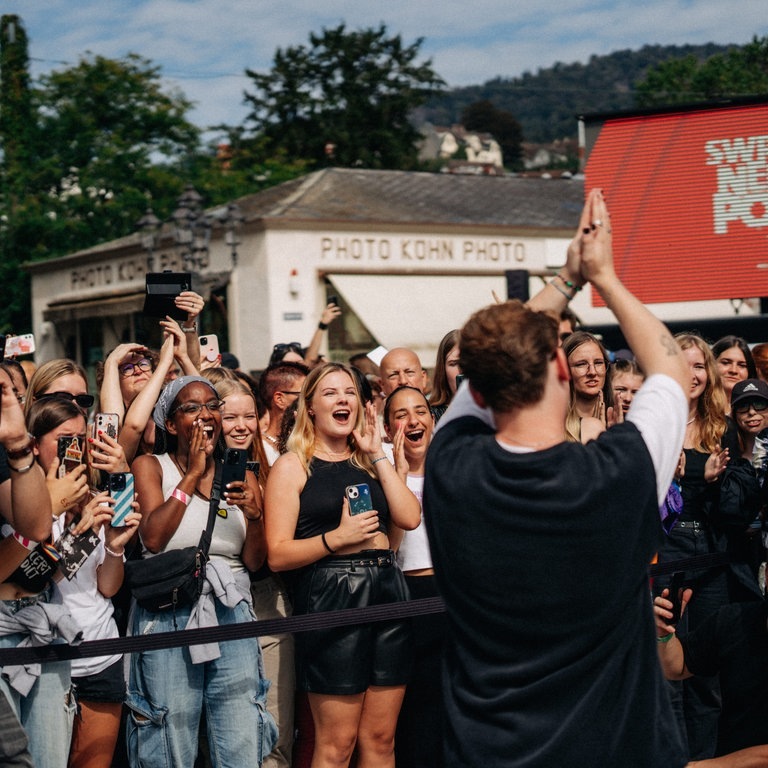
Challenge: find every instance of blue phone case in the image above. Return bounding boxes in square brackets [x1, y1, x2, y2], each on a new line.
[345, 483, 373, 515]
[110, 474, 135, 527]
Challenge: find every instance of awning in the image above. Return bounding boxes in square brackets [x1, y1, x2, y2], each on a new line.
[327, 274, 507, 357]
[44, 291, 145, 323]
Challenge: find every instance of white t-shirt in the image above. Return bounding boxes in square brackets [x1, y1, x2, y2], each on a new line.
[396, 474, 433, 572]
[53, 518, 120, 678]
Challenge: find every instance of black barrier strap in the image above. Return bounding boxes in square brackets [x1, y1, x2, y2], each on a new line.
[0, 552, 732, 667]
[647, 552, 729, 579]
[0, 596, 446, 667]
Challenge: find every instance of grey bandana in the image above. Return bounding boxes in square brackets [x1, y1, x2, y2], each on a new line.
[152, 375, 218, 429]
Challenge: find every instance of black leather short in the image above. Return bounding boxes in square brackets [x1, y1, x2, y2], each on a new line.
[293, 550, 413, 694]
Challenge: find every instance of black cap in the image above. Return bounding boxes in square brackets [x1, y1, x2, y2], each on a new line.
[730, 378, 768, 409]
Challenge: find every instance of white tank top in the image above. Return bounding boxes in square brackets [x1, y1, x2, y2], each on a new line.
[146, 453, 247, 573]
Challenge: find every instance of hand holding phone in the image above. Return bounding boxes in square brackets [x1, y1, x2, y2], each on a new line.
[345, 483, 374, 516]
[109, 473, 135, 527]
[57, 435, 84, 478]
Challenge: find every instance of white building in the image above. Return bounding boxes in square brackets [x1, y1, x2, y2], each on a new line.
[27, 168, 762, 377]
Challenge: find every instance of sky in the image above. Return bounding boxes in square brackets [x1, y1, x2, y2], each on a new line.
[3, 0, 768, 138]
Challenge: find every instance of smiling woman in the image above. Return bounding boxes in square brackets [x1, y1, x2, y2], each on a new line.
[126, 375, 277, 767]
[264, 362, 420, 768]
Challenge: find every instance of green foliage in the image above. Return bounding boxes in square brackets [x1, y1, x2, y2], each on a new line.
[421, 43, 732, 142]
[636, 37, 768, 106]
[243, 23, 445, 169]
[461, 99, 524, 169]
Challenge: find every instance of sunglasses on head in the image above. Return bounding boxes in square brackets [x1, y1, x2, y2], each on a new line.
[273, 342, 302, 353]
[36, 391, 95, 409]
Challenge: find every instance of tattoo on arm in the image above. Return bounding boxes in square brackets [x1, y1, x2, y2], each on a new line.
[660, 334, 678, 356]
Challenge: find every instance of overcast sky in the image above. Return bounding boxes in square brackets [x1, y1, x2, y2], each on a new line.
[4, 0, 767, 135]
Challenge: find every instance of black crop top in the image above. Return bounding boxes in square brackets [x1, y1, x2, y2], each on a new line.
[295, 458, 390, 540]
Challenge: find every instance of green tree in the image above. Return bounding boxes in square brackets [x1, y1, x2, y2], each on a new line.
[461, 99, 524, 170]
[636, 37, 768, 107]
[242, 24, 445, 169]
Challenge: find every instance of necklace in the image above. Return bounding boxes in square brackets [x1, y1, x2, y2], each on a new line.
[687, 416, 696, 425]
[263, 433, 279, 446]
[316, 443, 352, 460]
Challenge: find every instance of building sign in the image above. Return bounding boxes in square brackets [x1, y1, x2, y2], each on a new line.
[583, 100, 768, 305]
[69, 253, 185, 295]
[320, 236, 528, 265]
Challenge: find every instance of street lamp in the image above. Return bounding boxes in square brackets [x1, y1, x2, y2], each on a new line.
[171, 185, 212, 272]
[219, 203, 245, 266]
[136, 208, 161, 271]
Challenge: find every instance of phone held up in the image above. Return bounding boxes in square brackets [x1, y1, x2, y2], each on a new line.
[345, 483, 374, 516]
[216, 448, 248, 501]
[57, 435, 84, 478]
[93, 412, 119, 441]
[109, 472, 135, 527]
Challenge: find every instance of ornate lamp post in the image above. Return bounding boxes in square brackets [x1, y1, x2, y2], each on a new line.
[172, 185, 211, 272]
[137, 208, 161, 271]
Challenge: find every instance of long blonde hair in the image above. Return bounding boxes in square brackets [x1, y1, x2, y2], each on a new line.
[286, 362, 375, 478]
[25, 359, 88, 417]
[676, 333, 727, 452]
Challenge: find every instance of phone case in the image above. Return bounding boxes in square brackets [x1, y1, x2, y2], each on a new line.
[198, 334, 220, 363]
[219, 449, 248, 493]
[4, 333, 35, 356]
[94, 412, 119, 440]
[345, 483, 373, 515]
[57, 436, 84, 478]
[110, 473, 135, 527]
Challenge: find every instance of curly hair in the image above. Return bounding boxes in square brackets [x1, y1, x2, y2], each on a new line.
[459, 300, 558, 413]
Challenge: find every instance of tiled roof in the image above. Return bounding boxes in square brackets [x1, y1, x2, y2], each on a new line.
[237, 168, 585, 230]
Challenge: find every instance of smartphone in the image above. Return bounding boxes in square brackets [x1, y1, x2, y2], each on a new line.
[4, 333, 35, 356]
[218, 448, 248, 498]
[246, 460, 260, 479]
[668, 571, 685, 626]
[108, 472, 135, 527]
[327, 295, 339, 307]
[345, 483, 374, 515]
[455, 374, 466, 389]
[93, 412, 119, 440]
[57, 435, 84, 478]
[199, 334, 220, 364]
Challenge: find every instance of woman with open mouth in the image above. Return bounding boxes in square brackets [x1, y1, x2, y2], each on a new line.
[265, 362, 420, 768]
[127, 375, 276, 768]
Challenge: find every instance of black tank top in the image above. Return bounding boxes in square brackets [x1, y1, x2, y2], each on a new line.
[295, 458, 390, 539]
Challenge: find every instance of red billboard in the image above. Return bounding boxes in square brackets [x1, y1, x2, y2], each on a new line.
[583, 100, 768, 305]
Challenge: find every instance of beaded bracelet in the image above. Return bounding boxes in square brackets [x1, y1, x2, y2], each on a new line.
[550, 280, 574, 302]
[371, 456, 388, 466]
[554, 273, 583, 293]
[104, 545, 125, 558]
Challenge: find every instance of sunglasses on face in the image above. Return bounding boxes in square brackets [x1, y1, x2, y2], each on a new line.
[36, 391, 95, 409]
[118, 357, 153, 377]
[172, 399, 225, 417]
[734, 399, 768, 415]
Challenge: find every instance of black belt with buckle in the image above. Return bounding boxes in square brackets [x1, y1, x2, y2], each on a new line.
[318, 550, 394, 568]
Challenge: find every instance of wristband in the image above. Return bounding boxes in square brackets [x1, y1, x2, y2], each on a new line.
[181, 323, 198, 334]
[6, 435, 34, 460]
[550, 280, 574, 302]
[104, 545, 125, 558]
[555, 273, 583, 292]
[172, 487, 192, 505]
[371, 456, 388, 466]
[318, 321, 329, 331]
[321, 532, 336, 554]
[656, 632, 675, 644]
[8, 454, 36, 474]
[12, 530, 38, 551]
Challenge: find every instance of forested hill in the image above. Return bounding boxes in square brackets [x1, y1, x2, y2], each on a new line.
[419, 43, 733, 143]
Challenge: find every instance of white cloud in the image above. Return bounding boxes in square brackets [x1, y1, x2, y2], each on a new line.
[3, 0, 766, 130]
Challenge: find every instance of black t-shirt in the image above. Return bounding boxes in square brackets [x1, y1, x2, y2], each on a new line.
[682, 601, 768, 756]
[295, 458, 389, 539]
[424, 417, 686, 768]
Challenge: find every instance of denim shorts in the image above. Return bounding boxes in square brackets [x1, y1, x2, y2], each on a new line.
[73, 658, 125, 704]
[293, 550, 413, 695]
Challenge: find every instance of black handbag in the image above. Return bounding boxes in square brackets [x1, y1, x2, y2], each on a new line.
[125, 493, 218, 612]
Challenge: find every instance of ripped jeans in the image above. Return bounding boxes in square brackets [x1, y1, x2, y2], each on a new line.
[126, 598, 277, 768]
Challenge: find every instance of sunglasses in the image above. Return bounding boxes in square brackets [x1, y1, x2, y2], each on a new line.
[734, 399, 768, 415]
[36, 391, 95, 409]
[273, 342, 302, 354]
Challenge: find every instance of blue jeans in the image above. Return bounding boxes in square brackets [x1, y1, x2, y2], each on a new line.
[126, 598, 278, 768]
[0, 631, 75, 768]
